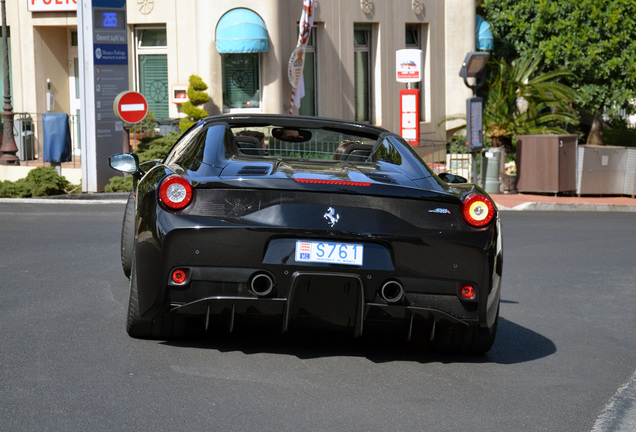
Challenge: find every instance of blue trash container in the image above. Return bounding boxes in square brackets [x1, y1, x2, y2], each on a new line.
[43, 113, 72, 163]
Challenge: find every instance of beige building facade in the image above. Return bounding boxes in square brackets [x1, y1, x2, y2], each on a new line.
[3, 0, 476, 181]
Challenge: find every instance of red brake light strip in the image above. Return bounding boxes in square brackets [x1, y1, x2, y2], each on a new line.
[294, 179, 371, 186]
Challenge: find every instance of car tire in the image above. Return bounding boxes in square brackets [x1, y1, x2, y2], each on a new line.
[126, 252, 155, 338]
[126, 250, 186, 340]
[120, 193, 135, 279]
[433, 307, 499, 355]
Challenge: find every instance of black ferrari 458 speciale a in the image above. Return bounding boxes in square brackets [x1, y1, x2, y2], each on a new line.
[109, 114, 503, 354]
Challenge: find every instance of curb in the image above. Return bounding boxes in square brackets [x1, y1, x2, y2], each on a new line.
[0, 198, 127, 204]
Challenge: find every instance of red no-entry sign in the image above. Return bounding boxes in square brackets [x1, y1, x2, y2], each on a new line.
[113, 91, 148, 124]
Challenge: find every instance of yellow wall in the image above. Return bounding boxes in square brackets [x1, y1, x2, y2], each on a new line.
[34, 26, 71, 115]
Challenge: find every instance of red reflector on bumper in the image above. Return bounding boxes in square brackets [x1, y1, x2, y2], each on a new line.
[459, 283, 477, 301]
[172, 269, 188, 285]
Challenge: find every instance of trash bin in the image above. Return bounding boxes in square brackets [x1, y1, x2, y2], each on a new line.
[516, 134, 577, 194]
[483, 147, 503, 194]
[625, 148, 636, 198]
[14, 113, 35, 161]
[576, 145, 627, 195]
[43, 113, 72, 163]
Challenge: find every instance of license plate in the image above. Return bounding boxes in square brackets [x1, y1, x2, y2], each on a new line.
[295, 240, 364, 266]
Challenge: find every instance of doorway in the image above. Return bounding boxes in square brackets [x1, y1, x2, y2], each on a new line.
[68, 29, 81, 157]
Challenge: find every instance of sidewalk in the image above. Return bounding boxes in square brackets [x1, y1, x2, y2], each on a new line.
[491, 193, 636, 212]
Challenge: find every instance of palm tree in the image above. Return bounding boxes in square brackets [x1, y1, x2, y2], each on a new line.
[484, 56, 579, 151]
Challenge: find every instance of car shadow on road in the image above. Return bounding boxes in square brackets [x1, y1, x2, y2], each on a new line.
[483, 317, 556, 365]
[163, 316, 556, 365]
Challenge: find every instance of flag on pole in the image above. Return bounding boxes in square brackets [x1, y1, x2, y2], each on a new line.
[288, 0, 315, 114]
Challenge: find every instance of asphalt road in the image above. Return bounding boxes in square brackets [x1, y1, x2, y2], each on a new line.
[0, 202, 634, 432]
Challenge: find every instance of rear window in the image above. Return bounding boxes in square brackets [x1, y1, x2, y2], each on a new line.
[231, 126, 377, 162]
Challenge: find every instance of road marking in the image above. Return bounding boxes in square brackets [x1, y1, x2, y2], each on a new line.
[591, 370, 636, 432]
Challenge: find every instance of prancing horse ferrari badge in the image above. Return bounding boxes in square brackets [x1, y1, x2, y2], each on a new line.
[324, 207, 340, 227]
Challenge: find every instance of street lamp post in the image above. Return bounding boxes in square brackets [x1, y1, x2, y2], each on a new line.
[459, 51, 489, 184]
[0, 0, 19, 165]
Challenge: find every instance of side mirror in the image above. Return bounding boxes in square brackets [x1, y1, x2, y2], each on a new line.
[109, 153, 140, 174]
[438, 172, 468, 184]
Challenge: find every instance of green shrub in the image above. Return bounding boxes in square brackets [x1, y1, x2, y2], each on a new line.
[0, 180, 30, 198]
[24, 166, 72, 196]
[604, 128, 636, 147]
[135, 133, 180, 163]
[0, 166, 74, 198]
[179, 74, 210, 133]
[104, 175, 133, 193]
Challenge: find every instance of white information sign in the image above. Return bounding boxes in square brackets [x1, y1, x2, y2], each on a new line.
[396, 49, 423, 83]
[79, 0, 129, 192]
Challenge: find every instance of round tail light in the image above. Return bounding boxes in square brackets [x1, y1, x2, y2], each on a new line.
[462, 193, 495, 227]
[159, 175, 193, 210]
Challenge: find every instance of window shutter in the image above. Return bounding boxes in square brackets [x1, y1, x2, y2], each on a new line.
[223, 54, 259, 109]
[139, 54, 169, 118]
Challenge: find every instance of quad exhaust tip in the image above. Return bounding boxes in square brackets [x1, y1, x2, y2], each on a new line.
[380, 280, 404, 303]
[250, 273, 275, 297]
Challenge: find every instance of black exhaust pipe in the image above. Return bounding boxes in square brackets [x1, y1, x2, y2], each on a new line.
[250, 273, 274, 297]
[380, 280, 404, 303]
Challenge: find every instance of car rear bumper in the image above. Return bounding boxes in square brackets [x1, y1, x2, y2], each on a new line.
[135, 213, 501, 335]
[167, 267, 479, 337]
